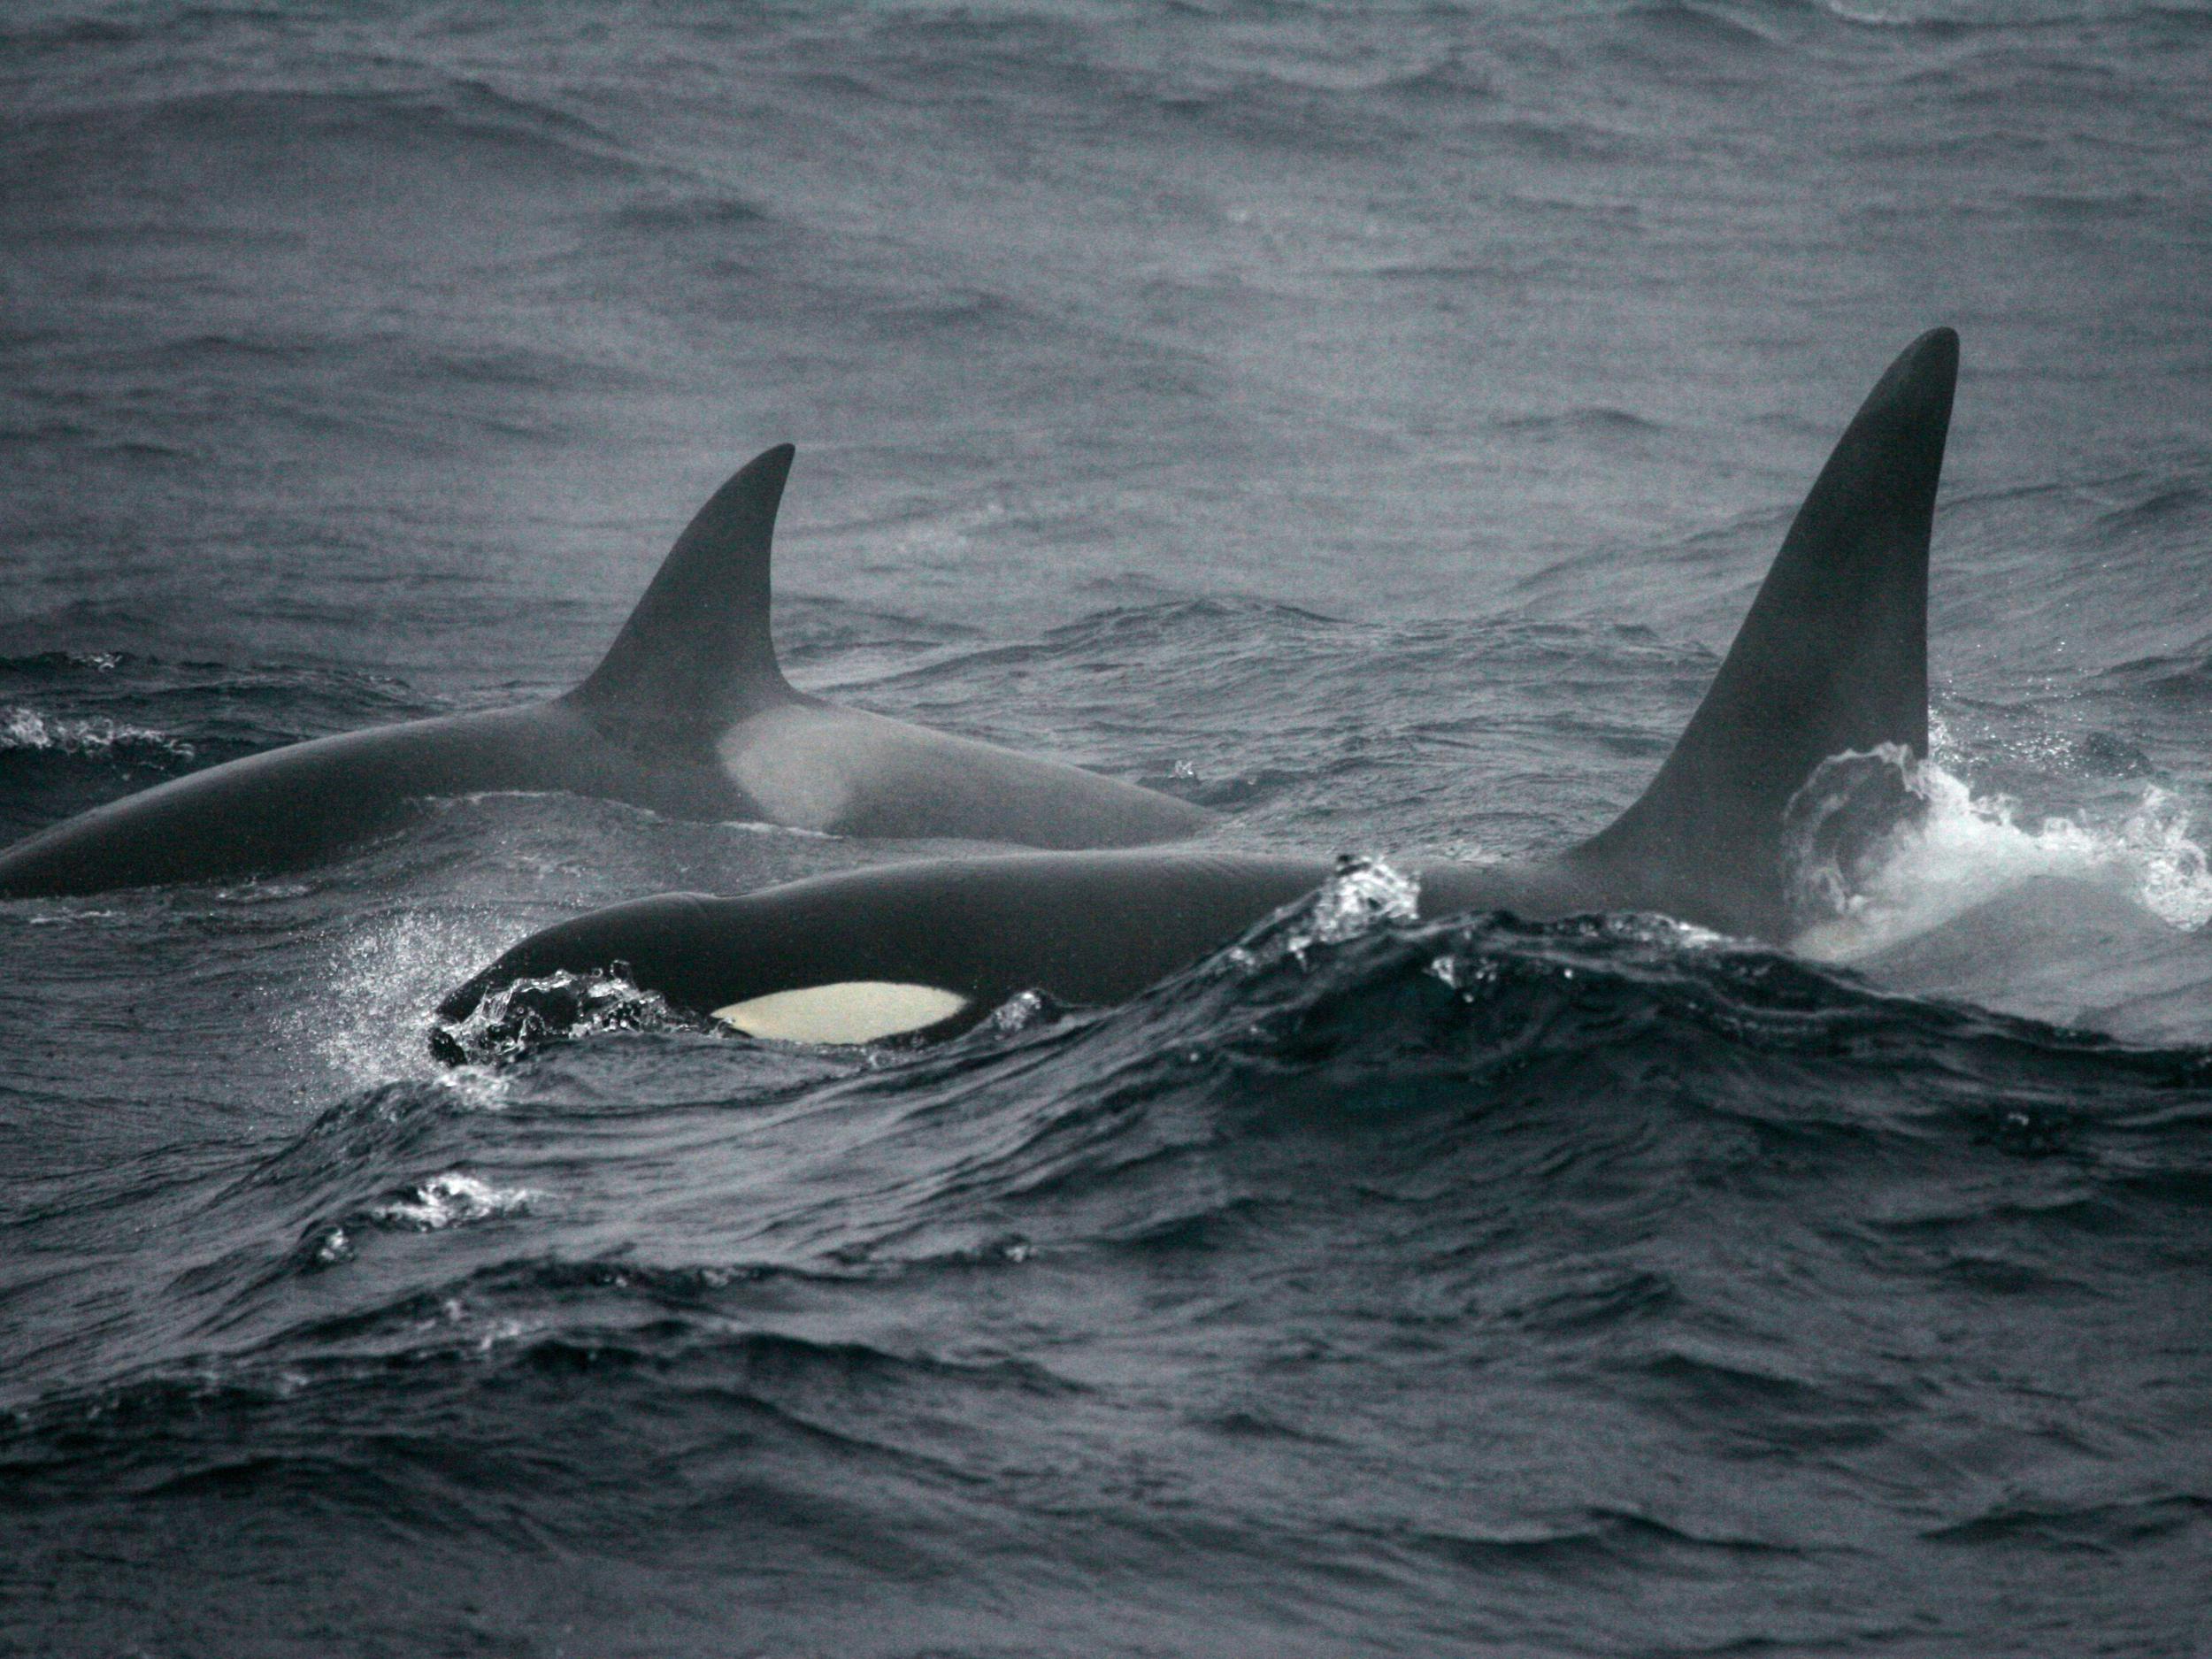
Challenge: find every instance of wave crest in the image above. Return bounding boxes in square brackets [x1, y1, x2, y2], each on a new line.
[1787, 749, 2212, 957]
[426, 967, 705, 1067]
[0, 706, 195, 763]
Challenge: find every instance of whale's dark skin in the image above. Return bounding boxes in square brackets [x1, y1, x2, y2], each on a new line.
[439, 330, 1959, 1036]
[436, 850, 1601, 1025]
[0, 448, 1209, 898]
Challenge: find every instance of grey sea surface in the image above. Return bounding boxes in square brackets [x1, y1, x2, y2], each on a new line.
[2, 3, 2209, 1654]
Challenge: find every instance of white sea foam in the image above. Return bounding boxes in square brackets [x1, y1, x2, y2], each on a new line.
[1793, 755, 2211, 964]
[1820, 3, 1915, 25]
[1286, 855, 1420, 960]
[369, 1171, 539, 1231]
[430, 965, 685, 1067]
[991, 989, 1048, 1033]
[0, 707, 194, 760]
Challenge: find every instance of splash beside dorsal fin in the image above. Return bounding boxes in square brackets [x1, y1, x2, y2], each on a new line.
[569, 443, 797, 733]
[1567, 328, 1958, 940]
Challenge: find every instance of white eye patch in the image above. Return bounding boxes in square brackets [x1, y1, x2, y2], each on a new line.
[711, 980, 970, 1045]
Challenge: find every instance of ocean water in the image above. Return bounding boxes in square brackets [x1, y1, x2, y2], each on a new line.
[3, 2, 2210, 1653]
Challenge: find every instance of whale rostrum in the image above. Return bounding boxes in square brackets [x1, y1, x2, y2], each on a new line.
[439, 329, 1962, 1046]
[0, 448, 1211, 898]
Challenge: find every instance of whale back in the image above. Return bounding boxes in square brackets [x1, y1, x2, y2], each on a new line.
[1566, 328, 1958, 940]
[568, 443, 798, 741]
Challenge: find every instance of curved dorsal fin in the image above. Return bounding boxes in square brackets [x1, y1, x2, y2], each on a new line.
[1568, 328, 1958, 939]
[569, 443, 797, 731]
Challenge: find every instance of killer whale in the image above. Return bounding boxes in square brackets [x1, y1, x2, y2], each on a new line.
[0, 447, 1209, 898]
[438, 329, 1959, 1046]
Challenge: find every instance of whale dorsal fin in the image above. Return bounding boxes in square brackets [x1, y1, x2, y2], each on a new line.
[1567, 328, 1958, 940]
[569, 443, 797, 732]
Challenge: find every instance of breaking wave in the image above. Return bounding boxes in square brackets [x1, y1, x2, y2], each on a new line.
[1788, 746, 2212, 959]
[0, 706, 195, 763]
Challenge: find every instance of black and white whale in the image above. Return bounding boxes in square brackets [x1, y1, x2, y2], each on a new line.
[0, 447, 1210, 898]
[437, 329, 1960, 1047]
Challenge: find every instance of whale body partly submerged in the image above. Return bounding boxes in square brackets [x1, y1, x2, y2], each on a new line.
[0, 448, 1209, 899]
[439, 330, 1962, 1047]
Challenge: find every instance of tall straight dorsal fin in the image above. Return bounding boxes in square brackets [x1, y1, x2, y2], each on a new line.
[1567, 328, 1958, 940]
[569, 443, 797, 731]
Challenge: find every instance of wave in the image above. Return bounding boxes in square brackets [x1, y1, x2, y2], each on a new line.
[0, 659, 438, 828]
[8, 853, 2208, 1652]
[0, 706, 195, 764]
[0, 1292, 1075, 1537]
[1494, 406, 1670, 442]
[1615, 0, 1779, 53]
[11, 76, 646, 187]
[427, 968, 704, 1066]
[8, 878, 2205, 1571]
[1791, 748, 2212, 947]
[2098, 644, 2212, 704]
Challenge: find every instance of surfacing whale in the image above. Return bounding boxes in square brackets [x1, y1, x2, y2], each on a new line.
[0, 448, 1210, 898]
[438, 329, 1960, 1048]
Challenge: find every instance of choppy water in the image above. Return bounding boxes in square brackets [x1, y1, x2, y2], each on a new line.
[4, 2, 2209, 1653]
